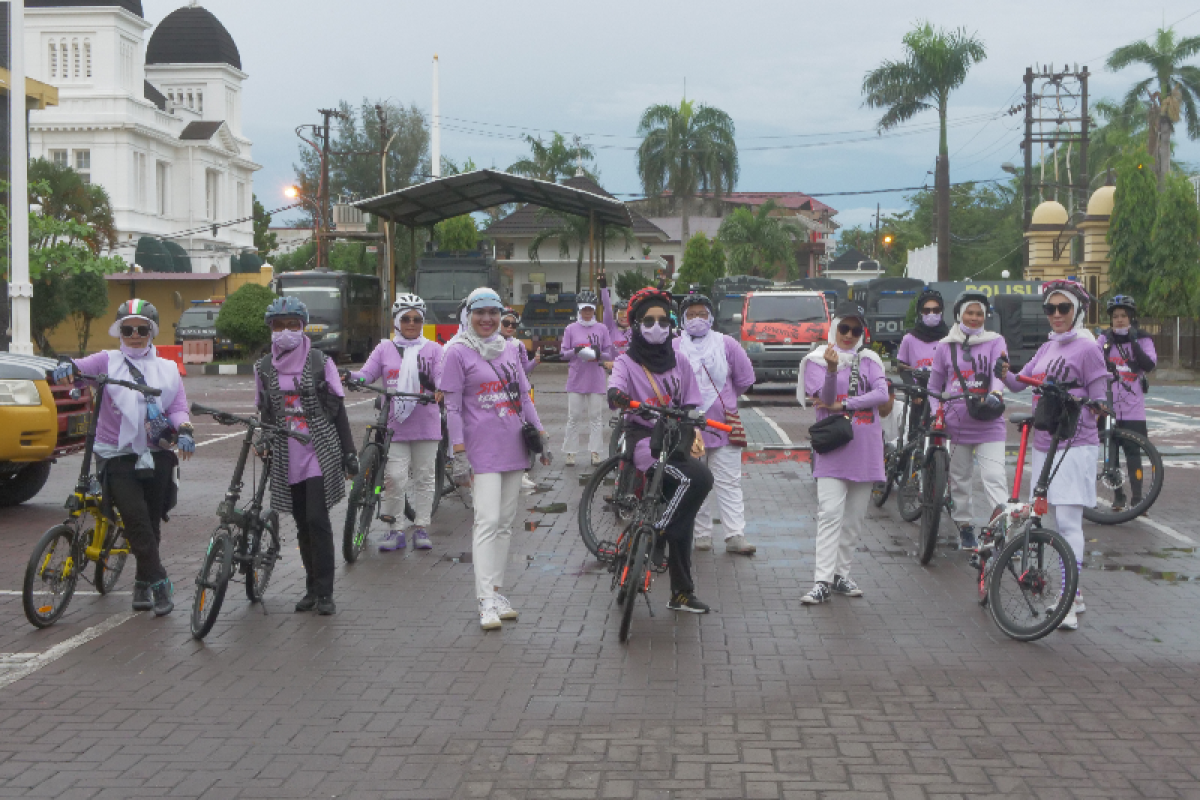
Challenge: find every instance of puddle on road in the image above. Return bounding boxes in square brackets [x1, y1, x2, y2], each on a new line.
[1098, 563, 1199, 582]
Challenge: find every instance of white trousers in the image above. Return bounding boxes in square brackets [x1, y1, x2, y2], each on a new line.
[563, 392, 605, 455]
[381, 439, 440, 529]
[814, 478, 872, 584]
[947, 440, 1009, 527]
[471, 470, 523, 600]
[694, 445, 746, 540]
[1050, 504, 1085, 568]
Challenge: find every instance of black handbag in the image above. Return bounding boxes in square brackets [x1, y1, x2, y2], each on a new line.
[486, 360, 543, 455]
[808, 356, 859, 454]
[950, 343, 1005, 422]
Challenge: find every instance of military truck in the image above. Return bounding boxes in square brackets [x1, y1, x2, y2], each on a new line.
[520, 287, 578, 357]
[413, 252, 500, 324]
[849, 277, 925, 356]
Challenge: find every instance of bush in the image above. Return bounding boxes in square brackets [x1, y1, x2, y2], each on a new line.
[216, 283, 276, 357]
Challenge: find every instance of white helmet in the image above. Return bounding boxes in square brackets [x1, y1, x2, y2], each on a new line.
[392, 293, 426, 318]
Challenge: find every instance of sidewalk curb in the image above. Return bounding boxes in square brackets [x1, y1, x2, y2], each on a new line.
[195, 364, 255, 376]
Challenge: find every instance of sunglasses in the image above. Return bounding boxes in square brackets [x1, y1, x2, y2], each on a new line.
[397, 315, 423, 325]
[120, 325, 151, 337]
[500, 320, 519, 329]
[1043, 302, 1074, 317]
[837, 323, 864, 337]
[641, 316, 671, 329]
[921, 306, 942, 315]
[270, 319, 305, 332]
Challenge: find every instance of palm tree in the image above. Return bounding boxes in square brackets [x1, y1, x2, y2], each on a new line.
[527, 209, 637, 294]
[1107, 27, 1200, 189]
[716, 200, 804, 279]
[636, 99, 738, 246]
[508, 133, 596, 182]
[862, 21, 986, 282]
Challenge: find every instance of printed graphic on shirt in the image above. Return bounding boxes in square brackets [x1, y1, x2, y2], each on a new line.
[951, 352, 994, 395]
[1104, 346, 1140, 398]
[283, 392, 309, 435]
[641, 374, 683, 408]
[476, 361, 523, 419]
[836, 393, 876, 426]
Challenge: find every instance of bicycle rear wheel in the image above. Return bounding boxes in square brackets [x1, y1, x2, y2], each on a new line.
[245, 511, 280, 603]
[917, 449, 948, 565]
[343, 444, 382, 563]
[897, 453, 922, 522]
[987, 525, 1078, 641]
[619, 526, 652, 643]
[608, 419, 623, 458]
[578, 454, 638, 558]
[871, 448, 899, 508]
[191, 530, 233, 640]
[1084, 428, 1164, 524]
[23, 524, 80, 628]
[94, 520, 129, 596]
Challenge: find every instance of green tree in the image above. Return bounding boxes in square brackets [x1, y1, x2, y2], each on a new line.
[216, 283, 276, 357]
[673, 233, 727, 297]
[528, 210, 638, 293]
[1107, 26, 1200, 189]
[274, 241, 316, 272]
[28, 158, 117, 254]
[1107, 155, 1159, 299]
[614, 269, 655, 300]
[253, 195, 278, 259]
[637, 98, 738, 246]
[434, 215, 478, 251]
[63, 269, 110, 354]
[1146, 174, 1200, 368]
[862, 21, 987, 281]
[717, 200, 803, 279]
[507, 133, 596, 182]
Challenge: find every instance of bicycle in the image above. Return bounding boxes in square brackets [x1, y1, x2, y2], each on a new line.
[188, 403, 310, 640]
[589, 400, 731, 643]
[579, 414, 641, 559]
[874, 371, 932, 523]
[888, 381, 960, 564]
[341, 379, 437, 563]
[973, 376, 1087, 641]
[22, 373, 159, 628]
[1082, 375, 1164, 524]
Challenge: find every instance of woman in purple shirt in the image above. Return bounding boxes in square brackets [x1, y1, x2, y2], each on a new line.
[608, 287, 714, 614]
[798, 301, 889, 605]
[51, 299, 194, 617]
[501, 307, 540, 375]
[675, 293, 757, 555]
[896, 287, 948, 376]
[441, 288, 550, 631]
[255, 297, 359, 617]
[348, 294, 443, 552]
[1096, 295, 1157, 510]
[560, 289, 614, 466]
[596, 272, 631, 356]
[1001, 280, 1108, 632]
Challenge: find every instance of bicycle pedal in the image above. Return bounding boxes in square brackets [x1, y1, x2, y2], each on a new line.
[379, 515, 396, 525]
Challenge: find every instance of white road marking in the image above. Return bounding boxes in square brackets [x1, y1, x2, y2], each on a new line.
[754, 408, 793, 446]
[1138, 515, 1200, 546]
[0, 612, 138, 690]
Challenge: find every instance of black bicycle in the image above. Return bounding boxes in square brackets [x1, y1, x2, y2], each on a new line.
[188, 403, 309, 640]
[874, 371, 933, 523]
[580, 414, 641, 559]
[1082, 375, 1164, 524]
[341, 379, 437, 563]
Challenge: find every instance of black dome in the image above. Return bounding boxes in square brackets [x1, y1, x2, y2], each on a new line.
[27, 0, 144, 16]
[146, 5, 241, 70]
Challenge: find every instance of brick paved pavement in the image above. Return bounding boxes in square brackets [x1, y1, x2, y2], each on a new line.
[0, 365, 1197, 798]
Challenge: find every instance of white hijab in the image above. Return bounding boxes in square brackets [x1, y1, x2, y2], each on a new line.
[391, 313, 428, 424]
[106, 347, 180, 460]
[942, 300, 1003, 344]
[447, 289, 506, 361]
[800, 316, 884, 372]
[679, 328, 729, 414]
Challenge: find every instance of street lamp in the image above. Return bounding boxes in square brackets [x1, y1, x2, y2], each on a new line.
[285, 186, 323, 269]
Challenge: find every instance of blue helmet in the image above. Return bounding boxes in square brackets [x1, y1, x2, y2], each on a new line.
[264, 296, 309, 326]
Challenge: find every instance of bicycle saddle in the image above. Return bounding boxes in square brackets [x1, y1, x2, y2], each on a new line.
[1009, 413, 1034, 426]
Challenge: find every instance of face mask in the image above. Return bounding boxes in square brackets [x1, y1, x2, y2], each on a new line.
[640, 322, 670, 345]
[1113, 326, 1131, 336]
[119, 343, 151, 359]
[272, 329, 305, 351]
[921, 313, 942, 327]
[684, 317, 712, 337]
[959, 322, 984, 336]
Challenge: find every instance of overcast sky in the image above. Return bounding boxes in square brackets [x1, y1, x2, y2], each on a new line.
[144, 0, 1200, 234]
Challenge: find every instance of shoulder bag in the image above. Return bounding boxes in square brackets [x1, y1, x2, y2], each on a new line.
[484, 359, 543, 455]
[950, 343, 1005, 422]
[807, 356, 858, 455]
[701, 364, 747, 448]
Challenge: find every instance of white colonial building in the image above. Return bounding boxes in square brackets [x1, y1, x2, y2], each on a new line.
[23, 0, 259, 273]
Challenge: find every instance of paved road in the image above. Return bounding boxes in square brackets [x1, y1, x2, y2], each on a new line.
[0, 364, 1198, 798]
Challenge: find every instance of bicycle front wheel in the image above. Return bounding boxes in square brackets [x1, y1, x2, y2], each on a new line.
[190, 530, 233, 640]
[579, 454, 638, 559]
[608, 419, 624, 458]
[1084, 427, 1164, 525]
[246, 511, 281, 603]
[94, 520, 129, 596]
[618, 525, 652, 643]
[872, 449, 899, 508]
[23, 524, 80, 628]
[917, 449, 948, 565]
[987, 525, 1078, 641]
[343, 445, 382, 563]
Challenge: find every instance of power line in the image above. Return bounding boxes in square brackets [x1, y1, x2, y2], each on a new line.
[107, 203, 302, 253]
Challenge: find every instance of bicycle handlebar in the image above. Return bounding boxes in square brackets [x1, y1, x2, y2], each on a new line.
[345, 379, 435, 403]
[1015, 375, 1105, 413]
[190, 402, 313, 445]
[78, 373, 162, 397]
[626, 400, 734, 433]
[887, 380, 956, 404]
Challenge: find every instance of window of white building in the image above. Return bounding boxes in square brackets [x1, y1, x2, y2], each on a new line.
[237, 181, 246, 218]
[48, 150, 67, 167]
[74, 149, 91, 183]
[133, 152, 148, 211]
[156, 162, 170, 216]
[205, 170, 220, 221]
[85, 40, 92, 79]
[48, 42, 57, 79]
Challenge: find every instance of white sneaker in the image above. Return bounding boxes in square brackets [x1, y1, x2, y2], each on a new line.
[479, 599, 501, 630]
[591, 452, 602, 466]
[1058, 605, 1079, 631]
[694, 535, 713, 551]
[493, 593, 519, 621]
[565, 453, 576, 466]
[1073, 590, 1086, 613]
[521, 474, 537, 493]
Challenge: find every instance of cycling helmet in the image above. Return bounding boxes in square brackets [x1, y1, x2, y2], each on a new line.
[263, 296, 309, 326]
[1107, 294, 1137, 317]
[628, 286, 674, 324]
[613, 298, 629, 311]
[501, 306, 521, 325]
[392, 293, 426, 318]
[108, 298, 160, 338]
[576, 289, 599, 309]
[677, 293, 713, 316]
[952, 290, 991, 322]
[916, 287, 945, 313]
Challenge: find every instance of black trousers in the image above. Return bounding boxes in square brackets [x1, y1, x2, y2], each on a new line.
[1115, 419, 1150, 498]
[105, 451, 174, 584]
[290, 477, 336, 598]
[651, 456, 714, 595]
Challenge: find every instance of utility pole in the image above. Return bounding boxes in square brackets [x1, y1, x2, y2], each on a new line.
[8, 0, 32, 354]
[1023, 67, 1034, 235]
[872, 203, 881, 259]
[377, 104, 399, 335]
[315, 107, 338, 271]
[431, 55, 440, 179]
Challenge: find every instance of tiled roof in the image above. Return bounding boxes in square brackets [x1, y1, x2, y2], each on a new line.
[180, 120, 224, 140]
[146, 5, 241, 70]
[144, 80, 167, 111]
[484, 175, 669, 241]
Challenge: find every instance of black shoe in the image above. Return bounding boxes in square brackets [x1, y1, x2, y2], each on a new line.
[132, 581, 152, 612]
[150, 579, 173, 617]
[958, 525, 978, 550]
[316, 596, 336, 616]
[1111, 491, 1128, 513]
[295, 593, 317, 612]
[651, 532, 667, 569]
[667, 592, 710, 614]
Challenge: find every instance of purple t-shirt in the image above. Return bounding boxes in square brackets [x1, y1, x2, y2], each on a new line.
[601, 288, 631, 355]
[1096, 333, 1156, 421]
[351, 339, 443, 442]
[896, 333, 940, 373]
[928, 336, 1007, 445]
[561, 322, 613, 394]
[508, 337, 537, 375]
[802, 355, 888, 482]
[440, 342, 543, 474]
[73, 349, 190, 448]
[609, 352, 701, 473]
[673, 334, 755, 447]
[1003, 335, 1108, 451]
[254, 354, 345, 485]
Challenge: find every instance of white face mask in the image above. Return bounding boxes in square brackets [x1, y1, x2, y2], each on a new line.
[640, 322, 670, 345]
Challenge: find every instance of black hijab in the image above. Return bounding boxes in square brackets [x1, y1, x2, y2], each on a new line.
[909, 290, 948, 343]
[626, 300, 676, 373]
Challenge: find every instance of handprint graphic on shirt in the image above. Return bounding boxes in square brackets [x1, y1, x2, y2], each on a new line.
[1044, 356, 1070, 384]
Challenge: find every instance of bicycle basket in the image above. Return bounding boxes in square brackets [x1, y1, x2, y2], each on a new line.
[1033, 392, 1079, 439]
